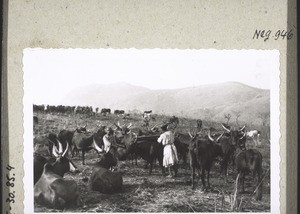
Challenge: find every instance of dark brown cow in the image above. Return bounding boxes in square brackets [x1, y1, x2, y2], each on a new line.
[100, 108, 111, 115]
[128, 135, 165, 175]
[72, 128, 106, 165]
[89, 167, 123, 194]
[95, 152, 118, 170]
[235, 148, 263, 200]
[58, 125, 88, 157]
[174, 132, 192, 164]
[219, 124, 247, 179]
[189, 131, 223, 190]
[109, 130, 137, 161]
[34, 164, 79, 209]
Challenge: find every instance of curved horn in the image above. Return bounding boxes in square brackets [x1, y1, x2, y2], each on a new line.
[57, 139, 63, 153]
[93, 137, 103, 153]
[239, 125, 246, 132]
[150, 123, 158, 131]
[62, 142, 69, 157]
[208, 130, 215, 142]
[239, 132, 247, 140]
[216, 132, 224, 142]
[52, 145, 59, 157]
[127, 123, 132, 128]
[188, 131, 193, 138]
[221, 124, 230, 132]
[114, 122, 121, 129]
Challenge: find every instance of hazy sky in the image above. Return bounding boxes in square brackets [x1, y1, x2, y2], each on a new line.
[23, 49, 279, 105]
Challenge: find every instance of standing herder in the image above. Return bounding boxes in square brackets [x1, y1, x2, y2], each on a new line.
[157, 124, 179, 177]
[102, 127, 114, 153]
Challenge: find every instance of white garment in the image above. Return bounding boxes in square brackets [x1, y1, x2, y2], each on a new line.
[102, 135, 112, 153]
[157, 131, 178, 167]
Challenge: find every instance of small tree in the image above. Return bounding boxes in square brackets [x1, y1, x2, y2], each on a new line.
[232, 110, 241, 127]
[224, 113, 231, 125]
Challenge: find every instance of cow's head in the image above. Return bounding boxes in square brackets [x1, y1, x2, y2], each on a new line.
[75, 123, 87, 133]
[52, 143, 78, 174]
[221, 124, 246, 148]
[52, 141, 69, 160]
[97, 152, 117, 169]
[208, 130, 224, 144]
[121, 130, 138, 149]
[113, 122, 132, 138]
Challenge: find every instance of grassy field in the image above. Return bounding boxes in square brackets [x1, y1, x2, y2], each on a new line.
[33, 112, 270, 212]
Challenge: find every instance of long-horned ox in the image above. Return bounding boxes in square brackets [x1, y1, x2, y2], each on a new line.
[34, 144, 79, 209]
[188, 130, 223, 190]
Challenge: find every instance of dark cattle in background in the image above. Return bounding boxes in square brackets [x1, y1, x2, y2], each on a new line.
[101, 108, 111, 115]
[128, 135, 165, 175]
[34, 163, 79, 209]
[235, 148, 263, 200]
[114, 110, 125, 115]
[33, 104, 45, 112]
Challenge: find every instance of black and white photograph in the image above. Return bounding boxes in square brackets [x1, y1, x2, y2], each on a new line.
[23, 49, 280, 213]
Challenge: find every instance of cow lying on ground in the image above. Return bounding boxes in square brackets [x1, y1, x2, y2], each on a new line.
[89, 152, 122, 194]
[34, 163, 79, 209]
[34, 143, 78, 184]
[34, 144, 79, 209]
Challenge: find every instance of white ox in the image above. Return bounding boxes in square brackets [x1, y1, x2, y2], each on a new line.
[246, 130, 261, 146]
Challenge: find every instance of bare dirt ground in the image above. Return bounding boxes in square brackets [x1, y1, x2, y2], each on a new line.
[34, 112, 270, 212]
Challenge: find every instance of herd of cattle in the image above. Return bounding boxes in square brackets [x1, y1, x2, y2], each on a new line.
[33, 104, 135, 117]
[33, 113, 264, 210]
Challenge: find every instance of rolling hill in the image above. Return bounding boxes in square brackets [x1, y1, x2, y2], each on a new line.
[61, 82, 270, 125]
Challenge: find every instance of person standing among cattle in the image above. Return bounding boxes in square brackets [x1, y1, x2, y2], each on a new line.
[102, 127, 114, 153]
[157, 124, 179, 177]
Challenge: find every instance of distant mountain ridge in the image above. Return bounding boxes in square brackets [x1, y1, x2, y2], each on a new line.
[61, 82, 270, 125]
